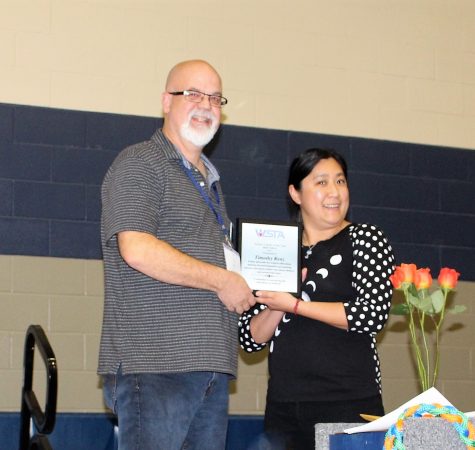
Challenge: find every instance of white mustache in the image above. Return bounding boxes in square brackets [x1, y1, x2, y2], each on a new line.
[190, 110, 215, 122]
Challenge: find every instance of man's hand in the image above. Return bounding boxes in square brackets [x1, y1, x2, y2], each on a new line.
[216, 271, 256, 314]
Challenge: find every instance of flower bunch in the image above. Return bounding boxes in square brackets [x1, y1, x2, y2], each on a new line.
[390, 264, 464, 391]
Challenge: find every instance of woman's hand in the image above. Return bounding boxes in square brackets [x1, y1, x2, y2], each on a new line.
[255, 290, 297, 313]
[254, 268, 307, 313]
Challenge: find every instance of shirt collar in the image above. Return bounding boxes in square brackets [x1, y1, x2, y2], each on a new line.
[151, 128, 220, 186]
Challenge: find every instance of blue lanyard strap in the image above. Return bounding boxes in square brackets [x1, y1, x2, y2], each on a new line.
[180, 161, 230, 240]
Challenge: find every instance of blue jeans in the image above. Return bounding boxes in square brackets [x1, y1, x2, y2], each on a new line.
[103, 369, 230, 450]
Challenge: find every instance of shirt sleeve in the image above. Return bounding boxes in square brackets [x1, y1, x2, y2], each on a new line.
[238, 303, 269, 353]
[344, 223, 395, 335]
[102, 150, 163, 245]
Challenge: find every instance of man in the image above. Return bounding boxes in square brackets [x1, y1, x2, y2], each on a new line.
[98, 60, 256, 450]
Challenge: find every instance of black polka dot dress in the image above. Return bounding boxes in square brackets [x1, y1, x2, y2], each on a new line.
[238, 223, 395, 403]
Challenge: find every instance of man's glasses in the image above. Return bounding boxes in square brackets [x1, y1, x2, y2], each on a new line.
[168, 90, 228, 107]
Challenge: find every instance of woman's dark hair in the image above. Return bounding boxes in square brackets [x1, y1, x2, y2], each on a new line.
[288, 148, 348, 190]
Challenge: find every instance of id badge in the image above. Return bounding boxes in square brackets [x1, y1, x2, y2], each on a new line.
[223, 243, 241, 273]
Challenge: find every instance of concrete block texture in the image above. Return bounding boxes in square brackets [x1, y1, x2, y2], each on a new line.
[2, 1, 475, 149]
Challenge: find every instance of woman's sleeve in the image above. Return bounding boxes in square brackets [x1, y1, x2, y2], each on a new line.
[238, 303, 269, 353]
[344, 223, 395, 335]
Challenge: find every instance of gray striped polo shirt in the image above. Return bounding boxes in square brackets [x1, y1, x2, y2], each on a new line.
[98, 129, 239, 376]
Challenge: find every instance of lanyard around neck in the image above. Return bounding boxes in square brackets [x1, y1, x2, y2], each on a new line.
[180, 161, 230, 241]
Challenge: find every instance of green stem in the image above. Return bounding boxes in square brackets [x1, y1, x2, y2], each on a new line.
[432, 315, 439, 387]
[419, 309, 430, 390]
[405, 288, 427, 391]
[432, 290, 448, 386]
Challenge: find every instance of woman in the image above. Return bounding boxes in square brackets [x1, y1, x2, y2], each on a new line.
[239, 148, 395, 449]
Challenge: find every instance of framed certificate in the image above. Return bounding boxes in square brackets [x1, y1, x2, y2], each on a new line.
[237, 218, 302, 296]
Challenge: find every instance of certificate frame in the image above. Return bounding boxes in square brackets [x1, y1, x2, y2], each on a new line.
[237, 218, 302, 297]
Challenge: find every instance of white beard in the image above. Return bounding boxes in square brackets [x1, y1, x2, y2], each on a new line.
[180, 109, 219, 147]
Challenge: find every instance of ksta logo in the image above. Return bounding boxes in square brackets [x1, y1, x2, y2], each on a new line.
[255, 229, 285, 239]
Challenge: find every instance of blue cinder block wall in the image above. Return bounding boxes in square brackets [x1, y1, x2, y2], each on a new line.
[1, 102, 474, 278]
[0, 104, 474, 447]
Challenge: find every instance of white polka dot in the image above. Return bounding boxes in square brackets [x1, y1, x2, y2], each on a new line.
[330, 254, 342, 265]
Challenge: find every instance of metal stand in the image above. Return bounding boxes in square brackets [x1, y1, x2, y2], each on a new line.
[19, 325, 58, 450]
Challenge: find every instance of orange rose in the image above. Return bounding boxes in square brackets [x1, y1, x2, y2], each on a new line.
[438, 268, 460, 290]
[390, 263, 417, 288]
[389, 267, 405, 288]
[414, 268, 432, 290]
[400, 263, 417, 283]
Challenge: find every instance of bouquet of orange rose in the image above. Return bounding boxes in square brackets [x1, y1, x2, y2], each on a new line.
[390, 264, 464, 392]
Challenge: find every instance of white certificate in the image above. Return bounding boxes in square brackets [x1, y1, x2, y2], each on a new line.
[238, 219, 302, 296]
